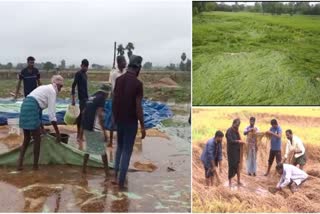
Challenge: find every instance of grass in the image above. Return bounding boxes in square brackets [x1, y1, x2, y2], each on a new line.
[0, 78, 190, 104]
[193, 12, 320, 105]
[192, 107, 320, 146]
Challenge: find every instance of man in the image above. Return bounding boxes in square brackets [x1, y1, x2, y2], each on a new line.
[226, 118, 245, 186]
[14, 56, 41, 99]
[71, 59, 89, 143]
[112, 55, 146, 189]
[275, 163, 308, 193]
[108, 55, 127, 147]
[81, 84, 111, 176]
[244, 117, 259, 176]
[17, 75, 63, 171]
[200, 130, 224, 186]
[283, 129, 306, 170]
[264, 119, 282, 176]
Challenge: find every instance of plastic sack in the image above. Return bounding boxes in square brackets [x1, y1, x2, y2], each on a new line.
[64, 105, 80, 125]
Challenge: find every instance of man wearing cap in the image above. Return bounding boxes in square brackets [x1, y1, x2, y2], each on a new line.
[244, 117, 259, 176]
[81, 84, 111, 176]
[17, 75, 63, 171]
[108, 55, 127, 147]
[112, 55, 146, 189]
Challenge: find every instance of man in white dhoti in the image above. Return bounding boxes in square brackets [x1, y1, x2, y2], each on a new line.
[275, 163, 308, 193]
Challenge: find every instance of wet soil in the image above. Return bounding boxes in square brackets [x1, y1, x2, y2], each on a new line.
[0, 121, 190, 212]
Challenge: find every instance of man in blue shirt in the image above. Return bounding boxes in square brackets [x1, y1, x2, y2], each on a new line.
[71, 59, 89, 143]
[264, 119, 282, 176]
[14, 56, 41, 99]
[200, 130, 224, 186]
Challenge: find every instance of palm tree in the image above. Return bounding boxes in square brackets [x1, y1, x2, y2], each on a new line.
[117, 44, 125, 56]
[125, 42, 135, 59]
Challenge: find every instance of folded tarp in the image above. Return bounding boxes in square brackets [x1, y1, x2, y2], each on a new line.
[104, 99, 173, 131]
[0, 135, 105, 168]
[0, 99, 173, 130]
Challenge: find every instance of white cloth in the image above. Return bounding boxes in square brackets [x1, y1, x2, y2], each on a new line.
[284, 135, 305, 159]
[276, 164, 308, 188]
[28, 84, 57, 122]
[109, 68, 126, 92]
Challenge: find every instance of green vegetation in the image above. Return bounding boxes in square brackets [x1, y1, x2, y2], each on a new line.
[0, 78, 190, 104]
[193, 12, 320, 105]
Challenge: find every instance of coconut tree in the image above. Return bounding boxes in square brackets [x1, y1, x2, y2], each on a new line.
[126, 42, 135, 59]
[117, 44, 125, 56]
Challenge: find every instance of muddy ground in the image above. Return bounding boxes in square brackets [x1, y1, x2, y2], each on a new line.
[0, 111, 191, 212]
[192, 138, 320, 213]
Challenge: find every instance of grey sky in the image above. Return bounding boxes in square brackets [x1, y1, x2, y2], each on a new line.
[0, 0, 191, 67]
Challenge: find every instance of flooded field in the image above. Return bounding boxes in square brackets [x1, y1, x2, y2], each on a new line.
[0, 113, 191, 212]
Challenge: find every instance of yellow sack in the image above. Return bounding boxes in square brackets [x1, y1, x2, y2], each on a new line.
[64, 105, 80, 125]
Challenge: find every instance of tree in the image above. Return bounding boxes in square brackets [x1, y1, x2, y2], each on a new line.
[166, 63, 176, 71]
[253, 2, 262, 13]
[193, 2, 206, 15]
[205, 2, 217, 11]
[43, 61, 55, 71]
[126, 42, 134, 59]
[60, 59, 66, 70]
[117, 44, 125, 56]
[6, 62, 13, 70]
[143, 62, 152, 70]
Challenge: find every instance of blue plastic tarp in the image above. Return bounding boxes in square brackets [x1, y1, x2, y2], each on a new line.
[0, 99, 173, 129]
[104, 99, 173, 131]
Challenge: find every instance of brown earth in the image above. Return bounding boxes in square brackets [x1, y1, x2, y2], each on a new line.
[148, 77, 180, 88]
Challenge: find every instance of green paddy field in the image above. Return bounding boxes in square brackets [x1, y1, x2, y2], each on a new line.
[193, 12, 320, 105]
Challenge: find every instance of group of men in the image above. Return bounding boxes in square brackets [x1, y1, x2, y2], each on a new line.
[15, 55, 145, 189]
[201, 117, 308, 193]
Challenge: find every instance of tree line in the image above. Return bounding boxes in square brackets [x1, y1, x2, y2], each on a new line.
[193, 2, 320, 16]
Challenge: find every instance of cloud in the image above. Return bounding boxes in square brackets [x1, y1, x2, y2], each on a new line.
[0, 0, 191, 66]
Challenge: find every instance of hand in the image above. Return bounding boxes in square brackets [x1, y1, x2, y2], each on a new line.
[219, 168, 222, 174]
[141, 128, 146, 139]
[266, 131, 272, 135]
[56, 133, 61, 143]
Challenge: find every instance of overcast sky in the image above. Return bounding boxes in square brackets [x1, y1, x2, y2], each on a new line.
[0, 0, 191, 67]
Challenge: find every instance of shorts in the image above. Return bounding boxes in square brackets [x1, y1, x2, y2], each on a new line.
[84, 130, 106, 155]
[268, 150, 281, 166]
[293, 154, 306, 166]
[204, 159, 219, 178]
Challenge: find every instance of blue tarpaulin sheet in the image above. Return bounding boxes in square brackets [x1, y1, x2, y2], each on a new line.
[104, 99, 173, 131]
[0, 99, 173, 129]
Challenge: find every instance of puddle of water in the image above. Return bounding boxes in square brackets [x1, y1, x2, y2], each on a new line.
[0, 117, 191, 212]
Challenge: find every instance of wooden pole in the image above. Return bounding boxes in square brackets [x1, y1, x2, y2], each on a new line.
[112, 41, 116, 69]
